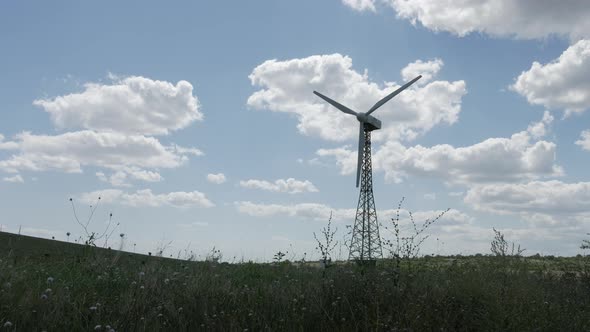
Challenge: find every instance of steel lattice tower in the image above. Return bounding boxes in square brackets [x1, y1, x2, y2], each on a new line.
[312, 74, 422, 265]
[349, 128, 382, 263]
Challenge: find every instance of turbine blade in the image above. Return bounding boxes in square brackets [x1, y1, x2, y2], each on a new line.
[366, 75, 422, 115]
[356, 123, 364, 188]
[313, 91, 357, 116]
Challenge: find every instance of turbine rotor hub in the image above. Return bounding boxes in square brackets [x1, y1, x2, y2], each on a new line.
[356, 112, 367, 123]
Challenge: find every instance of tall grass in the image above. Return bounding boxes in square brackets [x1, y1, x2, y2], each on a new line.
[2, 242, 590, 331]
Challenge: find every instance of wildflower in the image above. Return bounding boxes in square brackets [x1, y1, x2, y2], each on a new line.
[40, 294, 48, 300]
[90, 306, 97, 311]
[178, 307, 183, 312]
[140, 286, 145, 290]
[164, 278, 170, 284]
[139, 271, 145, 277]
[47, 277, 54, 284]
[157, 313, 163, 318]
[44, 288, 52, 294]
[4, 321, 13, 328]
[94, 325, 102, 331]
[131, 281, 137, 286]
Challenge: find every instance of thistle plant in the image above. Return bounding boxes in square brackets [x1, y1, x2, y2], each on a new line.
[313, 212, 338, 264]
[491, 228, 525, 257]
[383, 197, 449, 273]
[273, 251, 286, 264]
[205, 246, 222, 263]
[69, 196, 119, 248]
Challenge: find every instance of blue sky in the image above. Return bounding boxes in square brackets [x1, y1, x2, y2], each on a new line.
[2, 0, 590, 260]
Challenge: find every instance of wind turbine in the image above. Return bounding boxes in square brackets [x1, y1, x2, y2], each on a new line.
[313, 75, 422, 263]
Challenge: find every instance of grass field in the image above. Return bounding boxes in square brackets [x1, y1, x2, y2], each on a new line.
[1, 231, 590, 331]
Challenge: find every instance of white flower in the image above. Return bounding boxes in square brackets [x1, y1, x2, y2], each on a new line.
[46, 277, 54, 284]
[90, 306, 97, 311]
[138, 271, 145, 277]
[44, 288, 52, 294]
[164, 278, 170, 284]
[40, 294, 48, 300]
[3, 321, 13, 328]
[94, 325, 102, 331]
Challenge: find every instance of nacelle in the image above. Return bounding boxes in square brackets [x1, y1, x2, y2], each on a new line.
[363, 114, 381, 131]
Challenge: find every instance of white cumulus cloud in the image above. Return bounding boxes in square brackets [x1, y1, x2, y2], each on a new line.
[0, 74, 204, 187]
[318, 113, 562, 184]
[239, 178, 318, 194]
[0, 130, 198, 174]
[248, 54, 465, 143]
[33, 75, 202, 136]
[352, 0, 590, 40]
[512, 39, 590, 116]
[575, 130, 590, 151]
[235, 201, 470, 227]
[401, 58, 443, 85]
[464, 180, 590, 216]
[80, 189, 214, 208]
[207, 173, 227, 184]
[0, 134, 18, 150]
[342, 0, 376, 12]
[235, 201, 349, 221]
[2, 174, 24, 183]
[96, 167, 163, 187]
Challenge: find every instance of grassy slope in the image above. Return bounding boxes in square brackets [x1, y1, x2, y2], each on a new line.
[2, 232, 590, 331]
[0, 231, 149, 262]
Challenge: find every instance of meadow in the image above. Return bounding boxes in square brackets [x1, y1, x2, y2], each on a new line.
[2, 231, 590, 331]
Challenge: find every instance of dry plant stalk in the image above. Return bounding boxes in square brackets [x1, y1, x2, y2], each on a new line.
[313, 211, 338, 264]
